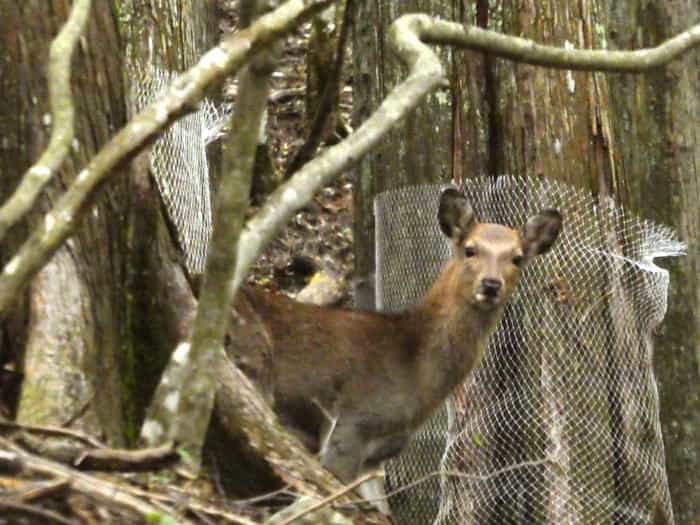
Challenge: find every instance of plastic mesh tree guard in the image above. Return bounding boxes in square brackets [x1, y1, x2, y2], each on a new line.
[375, 178, 683, 525]
[129, 66, 227, 276]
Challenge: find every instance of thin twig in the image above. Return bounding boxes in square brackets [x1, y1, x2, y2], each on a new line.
[336, 459, 555, 509]
[0, 0, 92, 243]
[0, 500, 75, 525]
[232, 484, 295, 504]
[0, 418, 106, 449]
[273, 471, 382, 525]
[284, 0, 354, 177]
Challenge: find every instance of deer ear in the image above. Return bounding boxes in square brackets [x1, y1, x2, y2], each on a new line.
[521, 209, 562, 257]
[438, 188, 476, 240]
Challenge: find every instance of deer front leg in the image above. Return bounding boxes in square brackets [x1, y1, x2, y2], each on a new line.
[357, 432, 412, 515]
[321, 423, 408, 515]
[320, 422, 389, 513]
[320, 420, 365, 484]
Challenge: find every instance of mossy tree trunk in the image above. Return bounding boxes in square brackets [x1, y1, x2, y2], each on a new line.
[0, 0, 219, 448]
[0, 1, 129, 443]
[119, 0, 219, 443]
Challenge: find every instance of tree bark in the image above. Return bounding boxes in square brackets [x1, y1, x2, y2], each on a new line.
[354, 0, 699, 523]
[0, 0, 129, 443]
[352, 0, 456, 310]
[604, 3, 700, 522]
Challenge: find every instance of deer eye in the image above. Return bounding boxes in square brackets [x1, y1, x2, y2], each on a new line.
[464, 246, 477, 258]
[512, 255, 524, 267]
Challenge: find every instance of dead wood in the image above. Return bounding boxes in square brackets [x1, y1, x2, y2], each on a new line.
[73, 442, 179, 472]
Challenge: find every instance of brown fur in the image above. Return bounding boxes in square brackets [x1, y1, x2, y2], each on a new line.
[228, 188, 562, 505]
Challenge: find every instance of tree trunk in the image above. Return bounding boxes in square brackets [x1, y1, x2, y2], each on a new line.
[604, 3, 700, 522]
[0, 0, 220, 448]
[354, 0, 698, 522]
[484, 1, 700, 521]
[351, 0, 456, 309]
[0, 0, 129, 443]
[119, 0, 219, 443]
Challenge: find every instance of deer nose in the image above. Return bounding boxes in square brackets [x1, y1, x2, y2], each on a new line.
[481, 278, 502, 297]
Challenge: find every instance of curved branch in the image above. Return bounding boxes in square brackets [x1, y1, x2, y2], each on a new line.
[233, 14, 700, 287]
[0, 0, 334, 316]
[233, 14, 447, 288]
[0, 0, 91, 243]
[419, 16, 700, 72]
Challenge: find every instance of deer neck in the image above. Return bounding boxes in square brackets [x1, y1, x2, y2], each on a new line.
[410, 265, 504, 400]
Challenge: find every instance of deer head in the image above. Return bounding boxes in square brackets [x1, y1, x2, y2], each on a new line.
[438, 187, 562, 311]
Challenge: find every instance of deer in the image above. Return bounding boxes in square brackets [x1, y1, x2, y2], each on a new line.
[229, 187, 562, 513]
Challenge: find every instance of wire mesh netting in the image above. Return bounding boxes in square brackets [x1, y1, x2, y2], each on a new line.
[130, 66, 228, 275]
[375, 178, 684, 525]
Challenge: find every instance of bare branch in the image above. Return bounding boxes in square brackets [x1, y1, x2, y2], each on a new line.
[232, 14, 447, 289]
[232, 14, 700, 289]
[284, 0, 353, 177]
[0, 0, 335, 317]
[417, 15, 700, 72]
[0, 437, 187, 523]
[0, 0, 91, 243]
[140, 0, 317, 478]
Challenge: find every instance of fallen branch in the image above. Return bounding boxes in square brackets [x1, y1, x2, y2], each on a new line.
[0, 418, 106, 449]
[74, 442, 178, 471]
[0, 437, 188, 523]
[16, 478, 71, 503]
[0, 500, 74, 525]
[214, 354, 347, 499]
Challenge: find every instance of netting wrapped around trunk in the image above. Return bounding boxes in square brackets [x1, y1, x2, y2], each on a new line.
[375, 178, 683, 525]
[130, 66, 228, 276]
